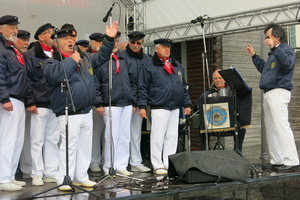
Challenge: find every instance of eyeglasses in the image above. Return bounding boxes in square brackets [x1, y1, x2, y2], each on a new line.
[130, 41, 142, 45]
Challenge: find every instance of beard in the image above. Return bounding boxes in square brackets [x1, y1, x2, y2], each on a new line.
[19, 47, 28, 54]
[5, 34, 17, 43]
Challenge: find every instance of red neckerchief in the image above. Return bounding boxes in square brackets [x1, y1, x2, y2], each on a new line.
[7, 41, 24, 65]
[60, 51, 71, 58]
[40, 43, 54, 54]
[158, 55, 175, 74]
[91, 49, 97, 53]
[112, 52, 120, 74]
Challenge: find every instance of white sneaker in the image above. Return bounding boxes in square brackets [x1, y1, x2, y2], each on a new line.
[43, 175, 56, 183]
[32, 176, 44, 186]
[58, 185, 72, 191]
[90, 164, 101, 173]
[72, 180, 96, 188]
[154, 169, 168, 175]
[0, 182, 22, 191]
[131, 165, 151, 172]
[116, 170, 133, 176]
[12, 180, 26, 187]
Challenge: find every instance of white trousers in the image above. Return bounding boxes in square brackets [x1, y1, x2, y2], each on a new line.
[130, 108, 144, 166]
[103, 106, 132, 172]
[30, 107, 60, 177]
[56, 111, 93, 183]
[19, 111, 32, 175]
[0, 98, 25, 183]
[263, 88, 299, 166]
[150, 109, 179, 170]
[91, 107, 105, 166]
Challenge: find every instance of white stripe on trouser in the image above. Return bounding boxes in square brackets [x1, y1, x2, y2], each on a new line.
[150, 109, 179, 170]
[0, 98, 25, 183]
[30, 107, 60, 178]
[103, 106, 132, 172]
[19, 111, 32, 175]
[130, 108, 143, 166]
[263, 88, 299, 165]
[91, 107, 105, 166]
[56, 111, 93, 183]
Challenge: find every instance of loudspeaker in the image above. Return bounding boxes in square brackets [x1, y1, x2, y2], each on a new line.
[168, 150, 250, 183]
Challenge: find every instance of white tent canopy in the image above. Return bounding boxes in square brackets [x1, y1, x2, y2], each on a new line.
[140, 0, 300, 44]
[144, 0, 299, 29]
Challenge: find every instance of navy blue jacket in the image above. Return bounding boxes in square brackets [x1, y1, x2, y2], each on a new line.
[138, 53, 191, 110]
[43, 38, 114, 116]
[252, 43, 296, 92]
[120, 46, 151, 98]
[0, 34, 28, 103]
[24, 42, 52, 108]
[95, 50, 136, 107]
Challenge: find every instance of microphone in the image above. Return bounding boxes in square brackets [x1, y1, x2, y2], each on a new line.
[102, 3, 115, 23]
[73, 45, 81, 68]
[191, 15, 210, 24]
[51, 28, 60, 39]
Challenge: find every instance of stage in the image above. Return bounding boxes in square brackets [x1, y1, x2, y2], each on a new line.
[2, 160, 300, 200]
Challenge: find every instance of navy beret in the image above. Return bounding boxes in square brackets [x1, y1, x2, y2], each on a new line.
[89, 33, 104, 42]
[128, 31, 145, 41]
[17, 30, 31, 39]
[34, 23, 54, 40]
[57, 29, 73, 38]
[0, 15, 19, 25]
[75, 39, 89, 47]
[115, 31, 121, 38]
[154, 38, 172, 46]
[60, 23, 77, 36]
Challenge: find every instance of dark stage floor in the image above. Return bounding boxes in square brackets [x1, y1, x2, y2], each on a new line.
[2, 161, 300, 200]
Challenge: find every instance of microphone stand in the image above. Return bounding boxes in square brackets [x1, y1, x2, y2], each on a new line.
[94, 8, 143, 188]
[192, 16, 211, 151]
[31, 30, 99, 199]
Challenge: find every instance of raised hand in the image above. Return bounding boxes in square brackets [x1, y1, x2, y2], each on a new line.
[245, 43, 255, 56]
[105, 21, 119, 38]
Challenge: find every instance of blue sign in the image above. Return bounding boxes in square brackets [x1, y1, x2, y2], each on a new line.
[206, 105, 228, 127]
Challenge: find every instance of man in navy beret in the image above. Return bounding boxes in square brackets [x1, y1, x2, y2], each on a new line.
[75, 40, 89, 53]
[43, 21, 119, 191]
[0, 15, 28, 191]
[138, 38, 191, 175]
[87, 33, 104, 53]
[87, 31, 105, 172]
[86, 32, 107, 174]
[14, 30, 30, 54]
[16, 29, 32, 182]
[24, 22, 59, 187]
[119, 31, 151, 173]
[95, 30, 138, 176]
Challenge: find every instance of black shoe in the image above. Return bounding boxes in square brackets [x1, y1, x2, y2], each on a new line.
[262, 163, 283, 169]
[276, 165, 299, 172]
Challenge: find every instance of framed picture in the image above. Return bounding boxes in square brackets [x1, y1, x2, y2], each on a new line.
[199, 96, 235, 133]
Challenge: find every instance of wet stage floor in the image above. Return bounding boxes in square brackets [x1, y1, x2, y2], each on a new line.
[2, 161, 300, 200]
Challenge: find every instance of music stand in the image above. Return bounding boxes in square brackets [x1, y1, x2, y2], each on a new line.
[199, 96, 235, 150]
[218, 68, 259, 177]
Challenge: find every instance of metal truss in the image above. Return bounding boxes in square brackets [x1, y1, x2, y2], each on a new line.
[119, 0, 146, 36]
[138, 2, 300, 45]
